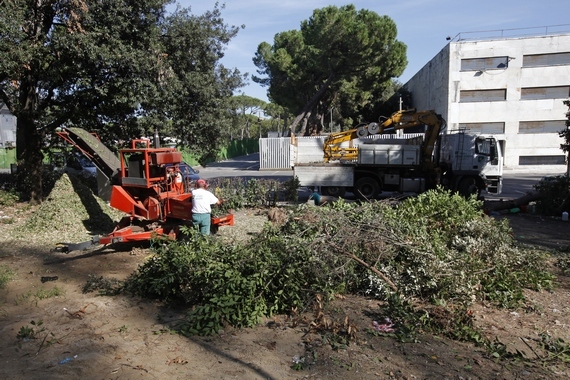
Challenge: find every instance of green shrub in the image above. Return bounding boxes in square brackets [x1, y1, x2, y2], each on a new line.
[125, 227, 337, 335]
[0, 188, 19, 207]
[125, 187, 554, 335]
[208, 177, 299, 212]
[375, 188, 553, 306]
[534, 175, 570, 216]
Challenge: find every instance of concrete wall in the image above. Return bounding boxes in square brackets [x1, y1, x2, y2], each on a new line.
[404, 33, 570, 172]
[404, 44, 451, 122]
[0, 103, 16, 149]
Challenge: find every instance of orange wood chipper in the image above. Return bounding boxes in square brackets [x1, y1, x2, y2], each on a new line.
[54, 128, 233, 252]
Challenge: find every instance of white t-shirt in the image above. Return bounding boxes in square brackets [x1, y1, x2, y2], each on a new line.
[191, 188, 219, 214]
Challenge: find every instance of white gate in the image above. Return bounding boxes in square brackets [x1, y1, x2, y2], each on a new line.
[258, 138, 291, 170]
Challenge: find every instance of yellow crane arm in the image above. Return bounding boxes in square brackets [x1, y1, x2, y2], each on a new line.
[322, 109, 445, 163]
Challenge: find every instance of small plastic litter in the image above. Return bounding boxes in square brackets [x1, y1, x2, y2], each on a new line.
[372, 318, 395, 333]
[41, 276, 59, 283]
[58, 355, 77, 365]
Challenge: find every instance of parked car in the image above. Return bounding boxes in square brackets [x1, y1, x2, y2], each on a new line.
[165, 162, 201, 191]
[177, 162, 201, 182]
[62, 153, 97, 178]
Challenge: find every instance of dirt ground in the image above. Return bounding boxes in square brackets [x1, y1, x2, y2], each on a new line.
[1, 203, 570, 380]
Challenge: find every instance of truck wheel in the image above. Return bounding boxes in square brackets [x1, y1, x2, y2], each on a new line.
[354, 177, 380, 200]
[457, 177, 480, 198]
[322, 186, 346, 197]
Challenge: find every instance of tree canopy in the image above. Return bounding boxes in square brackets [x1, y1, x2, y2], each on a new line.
[253, 4, 407, 135]
[227, 95, 266, 140]
[0, 0, 244, 202]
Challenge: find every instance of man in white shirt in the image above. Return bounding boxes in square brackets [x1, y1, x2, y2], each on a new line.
[191, 179, 222, 235]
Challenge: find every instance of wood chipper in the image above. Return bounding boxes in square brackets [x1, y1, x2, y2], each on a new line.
[54, 128, 233, 251]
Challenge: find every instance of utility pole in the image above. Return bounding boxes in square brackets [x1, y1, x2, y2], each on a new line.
[258, 110, 262, 139]
[397, 96, 403, 137]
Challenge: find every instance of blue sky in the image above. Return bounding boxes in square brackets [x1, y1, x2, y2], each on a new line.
[171, 1, 570, 102]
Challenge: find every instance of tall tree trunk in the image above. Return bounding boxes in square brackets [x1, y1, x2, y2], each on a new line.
[289, 73, 335, 134]
[16, 81, 44, 204]
[318, 111, 325, 134]
[298, 111, 311, 136]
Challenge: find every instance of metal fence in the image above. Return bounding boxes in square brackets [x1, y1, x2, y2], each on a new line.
[258, 137, 292, 170]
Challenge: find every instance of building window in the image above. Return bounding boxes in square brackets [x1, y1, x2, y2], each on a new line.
[461, 57, 509, 71]
[519, 155, 566, 165]
[519, 120, 566, 133]
[460, 89, 506, 102]
[522, 52, 570, 67]
[458, 122, 505, 134]
[521, 86, 570, 100]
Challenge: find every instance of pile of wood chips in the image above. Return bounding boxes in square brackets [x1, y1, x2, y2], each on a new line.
[10, 174, 124, 245]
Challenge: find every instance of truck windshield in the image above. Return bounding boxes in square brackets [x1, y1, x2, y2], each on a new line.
[475, 138, 492, 156]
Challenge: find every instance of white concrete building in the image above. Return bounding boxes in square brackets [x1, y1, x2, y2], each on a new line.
[403, 28, 570, 172]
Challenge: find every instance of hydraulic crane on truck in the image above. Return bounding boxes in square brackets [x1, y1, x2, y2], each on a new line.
[293, 108, 502, 198]
[323, 108, 445, 164]
[54, 128, 233, 251]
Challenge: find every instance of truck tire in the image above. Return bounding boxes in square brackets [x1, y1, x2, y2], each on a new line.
[354, 177, 380, 200]
[322, 186, 346, 197]
[457, 177, 480, 198]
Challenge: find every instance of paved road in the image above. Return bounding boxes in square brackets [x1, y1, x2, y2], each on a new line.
[485, 172, 564, 200]
[196, 153, 293, 182]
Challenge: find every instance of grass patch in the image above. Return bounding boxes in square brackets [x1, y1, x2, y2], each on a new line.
[0, 265, 14, 289]
[16, 286, 65, 305]
[0, 188, 19, 207]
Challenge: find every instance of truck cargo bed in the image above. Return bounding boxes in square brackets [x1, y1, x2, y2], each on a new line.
[293, 163, 354, 188]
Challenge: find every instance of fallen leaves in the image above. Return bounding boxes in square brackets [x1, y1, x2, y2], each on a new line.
[63, 303, 96, 319]
[166, 356, 188, 365]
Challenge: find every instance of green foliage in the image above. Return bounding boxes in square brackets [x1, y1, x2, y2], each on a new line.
[207, 177, 299, 213]
[556, 256, 570, 274]
[16, 287, 65, 306]
[125, 226, 337, 335]
[486, 337, 526, 361]
[0, 188, 18, 207]
[282, 176, 301, 202]
[0, 265, 14, 289]
[218, 139, 259, 161]
[291, 355, 307, 371]
[372, 188, 554, 306]
[32, 286, 65, 301]
[253, 5, 407, 133]
[534, 175, 570, 216]
[0, 1, 244, 201]
[372, 295, 489, 349]
[157, 5, 245, 162]
[82, 275, 123, 296]
[540, 332, 570, 363]
[225, 95, 268, 141]
[125, 188, 553, 338]
[17, 320, 45, 340]
[377, 294, 423, 342]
